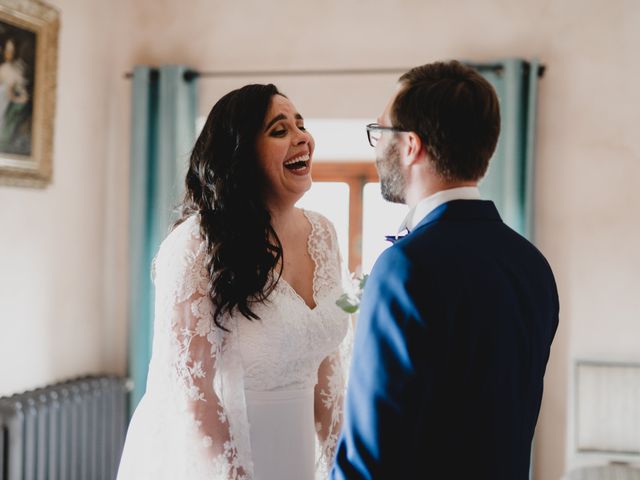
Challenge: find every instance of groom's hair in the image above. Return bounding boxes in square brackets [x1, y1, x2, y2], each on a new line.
[392, 60, 500, 182]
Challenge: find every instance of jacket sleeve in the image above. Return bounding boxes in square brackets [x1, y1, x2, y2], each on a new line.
[331, 246, 426, 480]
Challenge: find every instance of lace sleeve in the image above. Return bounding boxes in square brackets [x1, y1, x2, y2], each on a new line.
[315, 347, 348, 477]
[154, 219, 253, 479]
[311, 214, 353, 478]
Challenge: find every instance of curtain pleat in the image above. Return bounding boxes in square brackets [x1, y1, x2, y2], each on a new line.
[128, 65, 198, 413]
[479, 58, 540, 241]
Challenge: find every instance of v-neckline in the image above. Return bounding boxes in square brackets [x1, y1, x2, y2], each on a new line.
[278, 209, 319, 311]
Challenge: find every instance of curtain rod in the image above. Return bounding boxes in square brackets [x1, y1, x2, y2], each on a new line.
[124, 63, 545, 81]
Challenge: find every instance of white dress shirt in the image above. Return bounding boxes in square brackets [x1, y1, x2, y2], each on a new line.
[398, 186, 482, 232]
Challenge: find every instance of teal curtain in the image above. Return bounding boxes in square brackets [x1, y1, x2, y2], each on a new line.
[478, 59, 540, 240]
[128, 65, 198, 412]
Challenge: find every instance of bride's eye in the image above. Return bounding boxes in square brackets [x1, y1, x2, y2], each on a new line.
[271, 128, 286, 137]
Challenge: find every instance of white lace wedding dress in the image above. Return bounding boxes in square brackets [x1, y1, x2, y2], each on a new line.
[117, 210, 351, 480]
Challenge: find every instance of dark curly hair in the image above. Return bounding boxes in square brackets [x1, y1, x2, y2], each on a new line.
[175, 84, 284, 330]
[392, 60, 501, 182]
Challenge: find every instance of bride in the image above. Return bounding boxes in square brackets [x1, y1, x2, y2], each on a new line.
[117, 84, 350, 480]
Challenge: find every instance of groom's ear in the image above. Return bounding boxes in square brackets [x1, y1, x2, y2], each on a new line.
[402, 131, 424, 166]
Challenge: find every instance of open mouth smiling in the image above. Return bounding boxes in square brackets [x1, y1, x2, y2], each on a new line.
[284, 153, 310, 171]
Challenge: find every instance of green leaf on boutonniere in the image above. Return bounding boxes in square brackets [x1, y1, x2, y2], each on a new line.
[336, 293, 359, 314]
[358, 274, 369, 290]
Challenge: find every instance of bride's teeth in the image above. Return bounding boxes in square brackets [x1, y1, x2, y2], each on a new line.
[284, 154, 310, 165]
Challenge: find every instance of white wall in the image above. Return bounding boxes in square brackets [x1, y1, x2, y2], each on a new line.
[1, 1, 638, 480]
[0, 0, 130, 394]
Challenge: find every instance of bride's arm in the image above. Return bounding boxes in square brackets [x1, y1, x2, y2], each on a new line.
[171, 294, 248, 478]
[313, 213, 352, 474]
[314, 350, 346, 470]
[155, 225, 249, 479]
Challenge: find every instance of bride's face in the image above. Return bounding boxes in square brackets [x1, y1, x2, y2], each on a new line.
[255, 94, 314, 207]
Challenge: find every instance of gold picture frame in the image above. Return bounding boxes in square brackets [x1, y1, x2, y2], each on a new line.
[0, 0, 58, 187]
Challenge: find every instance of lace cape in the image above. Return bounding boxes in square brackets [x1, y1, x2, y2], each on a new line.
[142, 210, 352, 480]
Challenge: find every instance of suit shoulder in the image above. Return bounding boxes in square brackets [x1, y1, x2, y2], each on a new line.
[369, 244, 416, 283]
[500, 224, 557, 275]
[392, 225, 448, 265]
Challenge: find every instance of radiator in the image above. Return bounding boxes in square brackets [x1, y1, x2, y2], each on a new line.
[0, 375, 129, 480]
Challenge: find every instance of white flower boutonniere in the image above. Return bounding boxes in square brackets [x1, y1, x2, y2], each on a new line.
[336, 273, 369, 314]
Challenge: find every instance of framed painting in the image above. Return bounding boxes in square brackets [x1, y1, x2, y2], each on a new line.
[0, 0, 58, 187]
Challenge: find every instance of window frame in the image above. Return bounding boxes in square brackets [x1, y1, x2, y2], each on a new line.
[311, 161, 379, 272]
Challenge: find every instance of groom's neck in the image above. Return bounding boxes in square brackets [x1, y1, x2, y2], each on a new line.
[404, 176, 478, 208]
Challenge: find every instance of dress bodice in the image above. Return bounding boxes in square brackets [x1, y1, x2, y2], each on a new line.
[238, 210, 348, 392]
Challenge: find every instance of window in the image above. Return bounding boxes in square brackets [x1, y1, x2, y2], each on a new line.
[362, 182, 408, 273]
[297, 162, 408, 275]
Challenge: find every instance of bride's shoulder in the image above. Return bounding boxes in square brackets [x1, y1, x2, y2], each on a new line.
[300, 209, 340, 254]
[301, 208, 336, 233]
[161, 214, 203, 252]
[154, 215, 206, 275]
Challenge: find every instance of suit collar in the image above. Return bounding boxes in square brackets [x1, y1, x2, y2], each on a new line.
[399, 186, 482, 232]
[411, 199, 502, 233]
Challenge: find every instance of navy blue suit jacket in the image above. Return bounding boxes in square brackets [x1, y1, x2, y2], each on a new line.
[331, 200, 559, 480]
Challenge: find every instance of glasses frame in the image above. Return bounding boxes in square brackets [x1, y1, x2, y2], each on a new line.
[366, 122, 408, 147]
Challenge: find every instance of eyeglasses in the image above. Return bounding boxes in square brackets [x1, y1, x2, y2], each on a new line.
[366, 123, 408, 147]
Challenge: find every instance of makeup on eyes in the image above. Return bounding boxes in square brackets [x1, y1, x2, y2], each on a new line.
[269, 121, 306, 137]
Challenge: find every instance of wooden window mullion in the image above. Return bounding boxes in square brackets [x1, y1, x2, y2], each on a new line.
[311, 161, 379, 273]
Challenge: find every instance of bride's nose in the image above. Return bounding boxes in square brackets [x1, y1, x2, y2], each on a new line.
[293, 128, 310, 146]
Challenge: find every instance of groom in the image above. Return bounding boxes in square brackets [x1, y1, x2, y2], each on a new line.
[331, 61, 559, 479]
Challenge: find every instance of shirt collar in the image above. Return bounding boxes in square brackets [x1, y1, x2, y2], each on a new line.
[398, 186, 482, 232]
